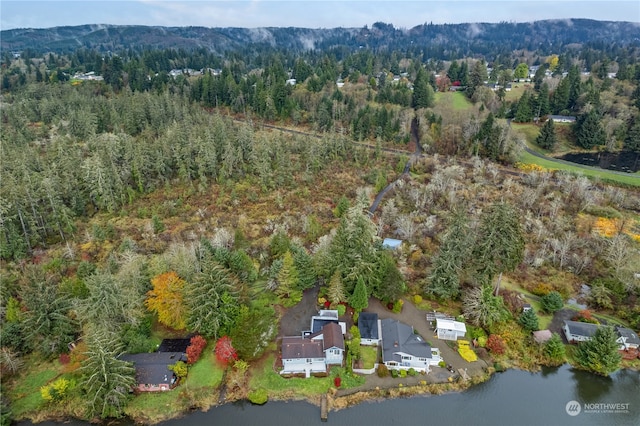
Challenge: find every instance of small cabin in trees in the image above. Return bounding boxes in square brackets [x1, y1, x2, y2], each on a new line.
[120, 352, 186, 392]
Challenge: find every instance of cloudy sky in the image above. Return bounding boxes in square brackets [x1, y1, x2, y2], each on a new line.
[1, 1, 639, 31]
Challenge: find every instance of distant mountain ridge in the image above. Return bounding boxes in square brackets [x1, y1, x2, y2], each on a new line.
[2, 19, 639, 55]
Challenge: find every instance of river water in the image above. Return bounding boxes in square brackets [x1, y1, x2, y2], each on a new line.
[28, 364, 639, 426]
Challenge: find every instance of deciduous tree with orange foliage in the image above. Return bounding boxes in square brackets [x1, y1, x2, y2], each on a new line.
[186, 335, 207, 365]
[146, 271, 187, 330]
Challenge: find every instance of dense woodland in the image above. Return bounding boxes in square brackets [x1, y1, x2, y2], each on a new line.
[1, 20, 640, 423]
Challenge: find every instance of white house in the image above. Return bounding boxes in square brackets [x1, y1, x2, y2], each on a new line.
[281, 322, 345, 377]
[563, 320, 599, 343]
[358, 312, 381, 346]
[549, 115, 576, 123]
[615, 326, 640, 351]
[435, 318, 467, 341]
[381, 318, 441, 373]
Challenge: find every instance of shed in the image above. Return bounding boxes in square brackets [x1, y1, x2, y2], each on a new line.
[382, 238, 402, 250]
[435, 318, 467, 341]
[533, 330, 553, 344]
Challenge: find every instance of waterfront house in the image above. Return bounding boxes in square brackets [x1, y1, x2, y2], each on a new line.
[615, 326, 640, 351]
[380, 318, 441, 373]
[281, 322, 345, 377]
[563, 320, 599, 343]
[120, 352, 186, 392]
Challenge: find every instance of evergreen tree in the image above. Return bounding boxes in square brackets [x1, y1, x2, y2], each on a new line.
[514, 91, 533, 122]
[544, 333, 566, 365]
[373, 252, 405, 303]
[518, 309, 539, 332]
[80, 330, 135, 419]
[462, 285, 510, 329]
[276, 250, 301, 301]
[412, 68, 434, 109]
[575, 110, 605, 149]
[291, 245, 317, 290]
[186, 262, 239, 339]
[327, 270, 347, 305]
[552, 77, 570, 113]
[624, 118, 640, 152]
[540, 291, 563, 313]
[426, 209, 472, 300]
[536, 83, 551, 116]
[574, 326, 622, 376]
[472, 202, 525, 286]
[349, 277, 369, 312]
[536, 119, 557, 150]
[467, 60, 488, 99]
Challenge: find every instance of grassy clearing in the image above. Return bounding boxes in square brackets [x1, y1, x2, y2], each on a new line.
[124, 389, 189, 424]
[7, 359, 59, 418]
[510, 122, 573, 152]
[183, 347, 224, 388]
[434, 91, 473, 111]
[360, 346, 378, 369]
[249, 354, 330, 397]
[517, 149, 640, 187]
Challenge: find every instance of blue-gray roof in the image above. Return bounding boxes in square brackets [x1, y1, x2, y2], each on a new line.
[564, 320, 599, 338]
[616, 326, 640, 345]
[381, 318, 432, 362]
[119, 352, 185, 385]
[358, 312, 379, 340]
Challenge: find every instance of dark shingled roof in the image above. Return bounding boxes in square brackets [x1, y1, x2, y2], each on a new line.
[321, 322, 344, 350]
[381, 318, 432, 363]
[158, 338, 191, 353]
[311, 318, 339, 333]
[616, 326, 640, 345]
[564, 320, 599, 338]
[281, 337, 323, 359]
[358, 312, 379, 340]
[119, 352, 185, 385]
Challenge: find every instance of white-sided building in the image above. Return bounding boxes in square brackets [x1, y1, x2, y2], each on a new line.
[435, 319, 467, 341]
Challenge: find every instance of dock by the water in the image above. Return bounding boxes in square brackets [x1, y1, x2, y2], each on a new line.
[320, 394, 328, 422]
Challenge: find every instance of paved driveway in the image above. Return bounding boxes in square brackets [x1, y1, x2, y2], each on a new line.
[363, 297, 489, 379]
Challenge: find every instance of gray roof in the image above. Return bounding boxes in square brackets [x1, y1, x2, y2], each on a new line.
[282, 337, 323, 359]
[381, 318, 432, 363]
[119, 352, 185, 385]
[321, 322, 345, 350]
[311, 318, 339, 333]
[564, 320, 599, 338]
[616, 326, 640, 345]
[358, 312, 379, 340]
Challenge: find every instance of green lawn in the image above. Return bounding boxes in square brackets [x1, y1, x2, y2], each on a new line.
[7, 360, 59, 417]
[434, 91, 473, 111]
[360, 345, 378, 369]
[518, 149, 640, 187]
[183, 347, 224, 388]
[249, 355, 331, 397]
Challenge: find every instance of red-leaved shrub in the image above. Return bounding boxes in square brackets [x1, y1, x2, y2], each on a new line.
[214, 336, 238, 366]
[186, 335, 207, 365]
[486, 334, 506, 355]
